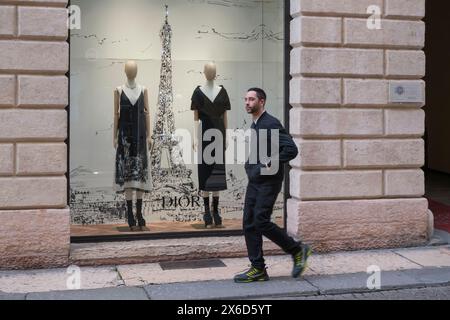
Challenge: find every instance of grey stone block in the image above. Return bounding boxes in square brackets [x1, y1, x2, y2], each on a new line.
[402, 267, 450, 286]
[429, 230, 450, 246]
[0, 292, 26, 300]
[354, 286, 450, 300]
[145, 278, 318, 300]
[305, 271, 421, 295]
[26, 287, 149, 300]
[265, 286, 450, 300]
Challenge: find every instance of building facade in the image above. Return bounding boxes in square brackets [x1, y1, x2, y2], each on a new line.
[0, 0, 430, 270]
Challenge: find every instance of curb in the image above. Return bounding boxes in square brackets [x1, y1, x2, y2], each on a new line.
[1, 267, 449, 300]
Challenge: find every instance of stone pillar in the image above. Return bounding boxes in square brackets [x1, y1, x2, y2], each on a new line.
[0, 0, 69, 269]
[288, 0, 430, 252]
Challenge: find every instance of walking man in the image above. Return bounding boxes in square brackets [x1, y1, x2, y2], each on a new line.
[234, 88, 312, 283]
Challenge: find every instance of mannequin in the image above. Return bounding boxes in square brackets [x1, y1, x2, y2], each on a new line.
[114, 60, 153, 231]
[191, 62, 231, 228]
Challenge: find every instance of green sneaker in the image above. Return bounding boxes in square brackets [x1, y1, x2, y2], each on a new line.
[292, 244, 312, 278]
[234, 267, 270, 283]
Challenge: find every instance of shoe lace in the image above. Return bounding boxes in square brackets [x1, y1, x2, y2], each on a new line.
[294, 252, 303, 265]
[246, 267, 261, 276]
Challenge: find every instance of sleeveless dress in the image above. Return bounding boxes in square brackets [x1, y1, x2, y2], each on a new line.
[114, 85, 153, 193]
[191, 85, 231, 192]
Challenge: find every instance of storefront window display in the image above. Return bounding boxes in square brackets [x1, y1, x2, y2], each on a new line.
[69, 0, 286, 239]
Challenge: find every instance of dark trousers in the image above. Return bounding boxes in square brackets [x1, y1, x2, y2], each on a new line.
[243, 181, 301, 269]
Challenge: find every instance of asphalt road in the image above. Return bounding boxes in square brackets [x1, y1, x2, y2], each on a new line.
[264, 285, 450, 300]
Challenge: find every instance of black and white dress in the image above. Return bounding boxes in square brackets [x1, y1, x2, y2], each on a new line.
[114, 85, 153, 193]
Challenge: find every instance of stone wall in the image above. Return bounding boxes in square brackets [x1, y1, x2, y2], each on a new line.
[0, 0, 431, 269]
[0, 0, 69, 269]
[287, 0, 430, 251]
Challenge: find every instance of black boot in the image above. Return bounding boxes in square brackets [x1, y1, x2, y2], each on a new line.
[212, 197, 222, 227]
[203, 197, 213, 228]
[126, 200, 136, 230]
[136, 199, 146, 230]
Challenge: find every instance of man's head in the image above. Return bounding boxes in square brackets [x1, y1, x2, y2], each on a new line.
[245, 88, 267, 115]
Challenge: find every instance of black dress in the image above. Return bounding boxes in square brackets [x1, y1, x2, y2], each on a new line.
[114, 86, 152, 193]
[191, 86, 231, 192]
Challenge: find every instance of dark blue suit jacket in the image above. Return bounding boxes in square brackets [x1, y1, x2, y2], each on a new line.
[245, 112, 298, 183]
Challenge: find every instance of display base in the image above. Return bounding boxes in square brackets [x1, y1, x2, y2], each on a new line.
[71, 218, 283, 238]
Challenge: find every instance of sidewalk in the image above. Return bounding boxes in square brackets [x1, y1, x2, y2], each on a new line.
[0, 237, 449, 300]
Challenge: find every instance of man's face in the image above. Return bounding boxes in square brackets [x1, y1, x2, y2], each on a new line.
[245, 91, 264, 115]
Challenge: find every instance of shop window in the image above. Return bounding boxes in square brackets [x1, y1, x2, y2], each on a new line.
[69, 0, 287, 240]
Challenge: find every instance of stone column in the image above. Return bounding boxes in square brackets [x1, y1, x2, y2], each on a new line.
[288, 0, 430, 252]
[0, 0, 69, 269]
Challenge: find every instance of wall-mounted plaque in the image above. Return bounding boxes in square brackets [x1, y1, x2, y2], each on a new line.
[389, 82, 424, 104]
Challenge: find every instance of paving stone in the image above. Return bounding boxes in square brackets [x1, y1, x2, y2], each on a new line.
[263, 286, 450, 300]
[361, 286, 450, 300]
[305, 270, 421, 295]
[145, 279, 318, 300]
[307, 250, 421, 275]
[0, 292, 26, 300]
[0, 266, 123, 294]
[402, 267, 450, 286]
[26, 287, 149, 300]
[119, 256, 315, 286]
[394, 246, 450, 267]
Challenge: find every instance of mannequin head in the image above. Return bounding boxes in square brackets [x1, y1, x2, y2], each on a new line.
[203, 62, 217, 81]
[125, 60, 138, 80]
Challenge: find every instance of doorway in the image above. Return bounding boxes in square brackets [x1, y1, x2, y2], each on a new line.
[424, 1, 450, 234]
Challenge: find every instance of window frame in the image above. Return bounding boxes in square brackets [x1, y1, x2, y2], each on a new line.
[67, 0, 293, 244]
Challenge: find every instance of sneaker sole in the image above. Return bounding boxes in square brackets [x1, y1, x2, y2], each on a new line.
[234, 277, 270, 284]
[293, 248, 313, 279]
[300, 249, 313, 276]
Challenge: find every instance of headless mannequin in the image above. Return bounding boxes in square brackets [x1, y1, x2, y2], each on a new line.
[193, 62, 228, 228]
[114, 60, 152, 231]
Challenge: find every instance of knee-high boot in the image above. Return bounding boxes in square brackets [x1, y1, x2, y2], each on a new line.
[203, 197, 213, 228]
[212, 197, 222, 227]
[136, 199, 146, 229]
[126, 200, 136, 230]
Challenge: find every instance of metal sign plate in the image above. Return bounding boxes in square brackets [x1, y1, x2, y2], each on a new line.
[389, 82, 424, 103]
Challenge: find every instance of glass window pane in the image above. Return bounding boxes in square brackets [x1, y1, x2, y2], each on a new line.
[70, 0, 285, 238]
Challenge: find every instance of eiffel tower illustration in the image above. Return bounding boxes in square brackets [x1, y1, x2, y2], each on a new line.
[150, 5, 194, 193]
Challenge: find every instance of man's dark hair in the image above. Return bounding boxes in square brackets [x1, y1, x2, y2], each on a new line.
[248, 88, 267, 102]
